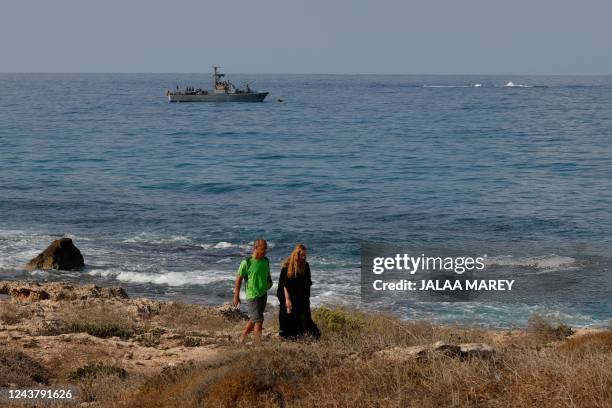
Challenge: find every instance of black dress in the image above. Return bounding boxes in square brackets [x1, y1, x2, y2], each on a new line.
[276, 262, 320, 339]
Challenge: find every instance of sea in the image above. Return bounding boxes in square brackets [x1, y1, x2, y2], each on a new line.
[1, 73, 611, 328]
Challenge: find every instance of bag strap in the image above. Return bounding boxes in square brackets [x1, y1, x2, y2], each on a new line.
[243, 257, 251, 290]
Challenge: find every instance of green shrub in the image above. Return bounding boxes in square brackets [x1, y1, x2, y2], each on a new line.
[182, 336, 202, 347]
[61, 304, 134, 339]
[68, 321, 133, 339]
[69, 362, 127, 381]
[527, 313, 574, 341]
[312, 306, 365, 332]
[0, 348, 50, 386]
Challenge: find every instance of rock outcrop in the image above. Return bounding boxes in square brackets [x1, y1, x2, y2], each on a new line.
[375, 341, 495, 362]
[0, 281, 128, 302]
[25, 238, 84, 271]
[458, 343, 495, 359]
[0, 281, 251, 387]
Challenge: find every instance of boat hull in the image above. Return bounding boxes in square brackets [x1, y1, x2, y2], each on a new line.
[168, 92, 268, 103]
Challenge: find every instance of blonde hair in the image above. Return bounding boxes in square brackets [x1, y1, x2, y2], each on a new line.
[282, 244, 307, 278]
[253, 238, 267, 250]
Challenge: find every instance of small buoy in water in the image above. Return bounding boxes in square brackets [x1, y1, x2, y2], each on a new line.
[277, 97, 284, 102]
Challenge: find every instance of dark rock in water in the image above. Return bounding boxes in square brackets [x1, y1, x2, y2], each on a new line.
[25, 238, 84, 271]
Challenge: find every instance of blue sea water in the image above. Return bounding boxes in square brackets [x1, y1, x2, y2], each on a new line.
[1, 73, 611, 327]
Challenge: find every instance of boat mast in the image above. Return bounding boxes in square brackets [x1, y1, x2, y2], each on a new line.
[213, 66, 226, 92]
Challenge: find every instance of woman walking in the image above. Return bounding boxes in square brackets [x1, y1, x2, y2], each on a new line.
[276, 244, 320, 339]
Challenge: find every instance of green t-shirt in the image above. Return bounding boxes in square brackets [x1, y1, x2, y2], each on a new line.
[238, 257, 270, 300]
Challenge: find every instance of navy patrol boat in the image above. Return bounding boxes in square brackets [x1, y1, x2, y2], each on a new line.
[166, 66, 268, 102]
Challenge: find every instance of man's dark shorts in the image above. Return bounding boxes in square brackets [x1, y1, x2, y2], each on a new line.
[247, 294, 267, 323]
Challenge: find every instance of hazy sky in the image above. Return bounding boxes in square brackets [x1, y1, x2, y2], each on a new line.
[1, 0, 611, 74]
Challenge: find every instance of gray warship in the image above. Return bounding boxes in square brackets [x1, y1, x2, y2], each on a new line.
[166, 66, 268, 102]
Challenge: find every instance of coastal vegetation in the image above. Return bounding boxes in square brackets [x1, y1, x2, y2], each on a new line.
[0, 281, 610, 407]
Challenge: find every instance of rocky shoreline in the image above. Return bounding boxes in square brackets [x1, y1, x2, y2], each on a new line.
[0, 280, 247, 378]
[1, 280, 610, 407]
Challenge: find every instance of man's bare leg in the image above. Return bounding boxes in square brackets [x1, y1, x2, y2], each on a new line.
[253, 321, 263, 342]
[239, 321, 255, 344]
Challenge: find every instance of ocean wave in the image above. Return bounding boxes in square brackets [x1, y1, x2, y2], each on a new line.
[138, 181, 241, 193]
[404, 301, 601, 328]
[0, 248, 40, 270]
[121, 233, 274, 251]
[0, 234, 47, 270]
[213, 241, 238, 249]
[27, 269, 82, 278]
[423, 84, 483, 88]
[308, 255, 358, 269]
[504, 81, 532, 88]
[87, 268, 230, 287]
[486, 254, 576, 270]
[122, 232, 193, 244]
[212, 241, 275, 250]
[27, 269, 50, 277]
[310, 289, 357, 306]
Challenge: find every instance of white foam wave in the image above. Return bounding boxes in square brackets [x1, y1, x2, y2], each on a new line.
[213, 241, 237, 249]
[27, 269, 50, 277]
[504, 81, 531, 88]
[423, 84, 483, 88]
[87, 268, 229, 287]
[0, 230, 49, 270]
[122, 232, 193, 244]
[0, 248, 40, 270]
[121, 234, 274, 252]
[486, 254, 576, 270]
[213, 241, 275, 250]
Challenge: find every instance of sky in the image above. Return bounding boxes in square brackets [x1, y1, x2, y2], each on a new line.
[1, 0, 611, 74]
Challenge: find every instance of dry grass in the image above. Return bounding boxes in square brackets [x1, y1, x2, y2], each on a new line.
[527, 313, 574, 341]
[131, 301, 235, 348]
[68, 367, 143, 406]
[151, 301, 232, 332]
[0, 348, 51, 387]
[59, 302, 136, 339]
[0, 302, 32, 325]
[2, 302, 609, 407]
[68, 362, 128, 381]
[311, 306, 488, 356]
[44, 341, 120, 379]
[117, 308, 612, 408]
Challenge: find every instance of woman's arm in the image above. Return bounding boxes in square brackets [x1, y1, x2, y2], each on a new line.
[284, 286, 292, 313]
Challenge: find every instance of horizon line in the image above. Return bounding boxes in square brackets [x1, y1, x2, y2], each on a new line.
[1, 71, 611, 77]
